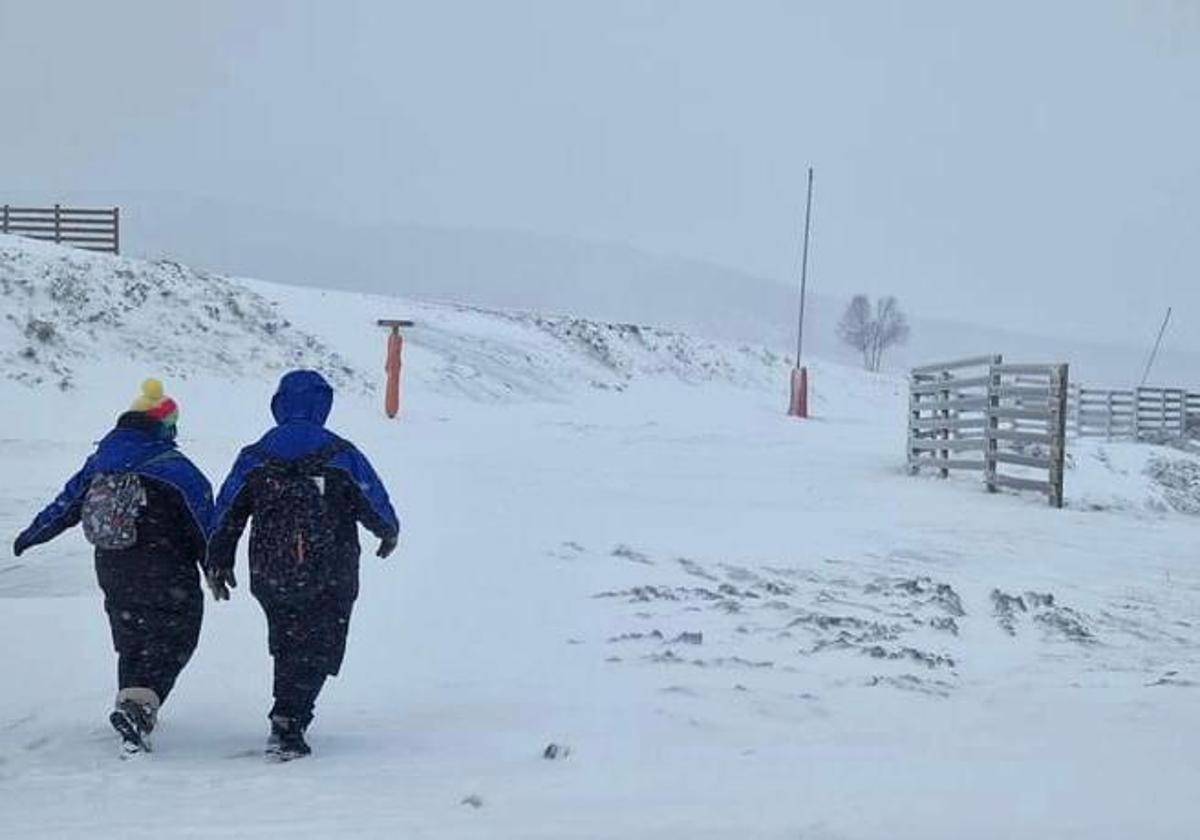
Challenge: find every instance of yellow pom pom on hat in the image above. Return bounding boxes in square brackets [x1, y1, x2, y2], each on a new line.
[131, 378, 179, 426]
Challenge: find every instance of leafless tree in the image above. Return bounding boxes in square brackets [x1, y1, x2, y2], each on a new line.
[837, 294, 910, 372]
[837, 295, 874, 370]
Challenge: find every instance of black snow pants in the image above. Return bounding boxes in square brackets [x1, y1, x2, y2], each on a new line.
[93, 476, 206, 704]
[96, 557, 203, 703]
[259, 595, 354, 728]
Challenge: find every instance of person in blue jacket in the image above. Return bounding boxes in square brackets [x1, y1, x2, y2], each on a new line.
[206, 370, 399, 761]
[12, 379, 213, 755]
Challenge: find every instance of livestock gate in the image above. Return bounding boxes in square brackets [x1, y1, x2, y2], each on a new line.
[908, 355, 1069, 508]
[1, 204, 119, 254]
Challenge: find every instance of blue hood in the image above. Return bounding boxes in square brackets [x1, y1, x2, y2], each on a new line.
[210, 368, 400, 544]
[271, 370, 333, 426]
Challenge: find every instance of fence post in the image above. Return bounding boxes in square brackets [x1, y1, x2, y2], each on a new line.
[907, 375, 919, 475]
[1070, 386, 1080, 439]
[2, 204, 8, 235]
[1105, 391, 1113, 440]
[1133, 387, 1141, 441]
[939, 371, 951, 479]
[1048, 364, 1068, 508]
[53, 203, 61, 244]
[985, 355, 1001, 492]
[112, 207, 120, 254]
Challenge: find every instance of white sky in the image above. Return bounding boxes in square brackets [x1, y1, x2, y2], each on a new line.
[2, 1, 1198, 348]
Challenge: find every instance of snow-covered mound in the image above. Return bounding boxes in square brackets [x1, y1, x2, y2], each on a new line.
[0, 235, 364, 391]
[1, 236, 789, 403]
[1067, 438, 1200, 516]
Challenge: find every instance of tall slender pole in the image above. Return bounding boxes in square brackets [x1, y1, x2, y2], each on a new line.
[796, 167, 814, 363]
[1139, 306, 1172, 388]
[788, 167, 815, 418]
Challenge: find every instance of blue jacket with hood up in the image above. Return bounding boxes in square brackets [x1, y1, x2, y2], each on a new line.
[206, 370, 399, 603]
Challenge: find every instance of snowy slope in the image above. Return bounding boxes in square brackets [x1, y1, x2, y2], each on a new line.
[2, 239, 1200, 839]
[0, 235, 364, 392]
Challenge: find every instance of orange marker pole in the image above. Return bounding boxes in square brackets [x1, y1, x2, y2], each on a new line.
[377, 319, 414, 419]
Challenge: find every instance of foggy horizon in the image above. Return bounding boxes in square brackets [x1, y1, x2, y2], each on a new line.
[3, 0, 1198, 354]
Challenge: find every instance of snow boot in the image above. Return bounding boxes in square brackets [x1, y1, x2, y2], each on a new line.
[265, 716, 311, 762]
[109, 688, 159, 757]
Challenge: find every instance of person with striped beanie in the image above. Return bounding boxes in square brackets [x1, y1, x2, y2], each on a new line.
[12, 378, 213, 756]
[130, 378, 180, 437]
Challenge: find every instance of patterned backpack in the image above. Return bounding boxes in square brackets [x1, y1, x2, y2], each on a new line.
[81, 473, 148, 550]
[250, 442, 349, 603]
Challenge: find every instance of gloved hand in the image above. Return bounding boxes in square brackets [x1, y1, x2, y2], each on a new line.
[205, 567, 237, 601]
[376, 534, 398, 559]
[13, 531, 32, 558]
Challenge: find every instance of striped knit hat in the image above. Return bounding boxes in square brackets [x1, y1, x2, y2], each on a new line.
[130, 379, 179, 428]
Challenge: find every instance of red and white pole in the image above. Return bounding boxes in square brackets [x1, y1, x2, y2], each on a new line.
[788, 166, 815, 419]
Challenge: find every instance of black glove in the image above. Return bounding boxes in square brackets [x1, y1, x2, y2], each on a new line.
[13, 531, 32, 558]
[376, 534, 398, 559]
[205, 567, 237, 601]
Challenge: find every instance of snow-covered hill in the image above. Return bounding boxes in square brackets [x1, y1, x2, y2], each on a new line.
[0, 236, 365, 392]
[2, 238, 1200, 839]
[1, 234, 789, 404]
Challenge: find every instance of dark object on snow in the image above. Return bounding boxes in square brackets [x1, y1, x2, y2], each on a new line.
[207, 370, 400, 731]
[111, 696, 156, 756]
[205, 566, 237, 601]
[265, 715, 312, 762]
[461, 795, 484, 809]
[13, 410, 213, 728]
[543, 742, 571, 760]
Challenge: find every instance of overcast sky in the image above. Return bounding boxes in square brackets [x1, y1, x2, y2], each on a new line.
[2, 1, 1198, 349]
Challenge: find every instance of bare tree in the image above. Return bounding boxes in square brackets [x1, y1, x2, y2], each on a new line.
[837, 294, 874, 370]
[837, 294, 910, 372]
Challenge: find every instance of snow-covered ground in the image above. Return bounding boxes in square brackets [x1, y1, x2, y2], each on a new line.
[2, 237, 1200, 839]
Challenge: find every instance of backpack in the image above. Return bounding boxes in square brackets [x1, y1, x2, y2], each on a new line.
[250, 441, 349, 603]
[81, 473, 148, 550]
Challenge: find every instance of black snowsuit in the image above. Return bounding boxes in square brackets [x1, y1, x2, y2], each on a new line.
[97, 475, 206, 700]
[13, 413, 212, 704]
[207, 371, 399, 728]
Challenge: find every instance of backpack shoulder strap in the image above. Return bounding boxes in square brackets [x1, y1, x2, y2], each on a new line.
[298, 440, 352, 472]
[252, 440, 351, 474]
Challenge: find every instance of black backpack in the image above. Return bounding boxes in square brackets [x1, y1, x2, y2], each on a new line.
[249, 441, 349, 603]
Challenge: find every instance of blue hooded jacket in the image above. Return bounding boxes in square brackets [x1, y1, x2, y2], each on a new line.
[209, 370, 399, 562]
[15, 415, 214, 554]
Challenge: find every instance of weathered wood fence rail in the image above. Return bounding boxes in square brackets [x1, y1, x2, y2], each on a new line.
[908, 355, 1068, 508]
[1069, 386, 1200, 441]
[1, 204, 119, 254]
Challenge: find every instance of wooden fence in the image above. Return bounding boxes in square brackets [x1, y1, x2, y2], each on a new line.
[1, 204, 119, 254]
[909, 355, 1068, 508]
[1070, 386, 1200, 441]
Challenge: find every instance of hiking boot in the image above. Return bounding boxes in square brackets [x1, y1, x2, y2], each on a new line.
[266, 717, 311, 762]
[110, 699, 155, 755]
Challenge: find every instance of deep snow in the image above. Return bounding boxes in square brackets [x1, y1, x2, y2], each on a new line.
[2, 238, 1200, 839]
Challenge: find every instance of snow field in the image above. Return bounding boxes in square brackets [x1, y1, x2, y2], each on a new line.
[2, 239, 1200, 838]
